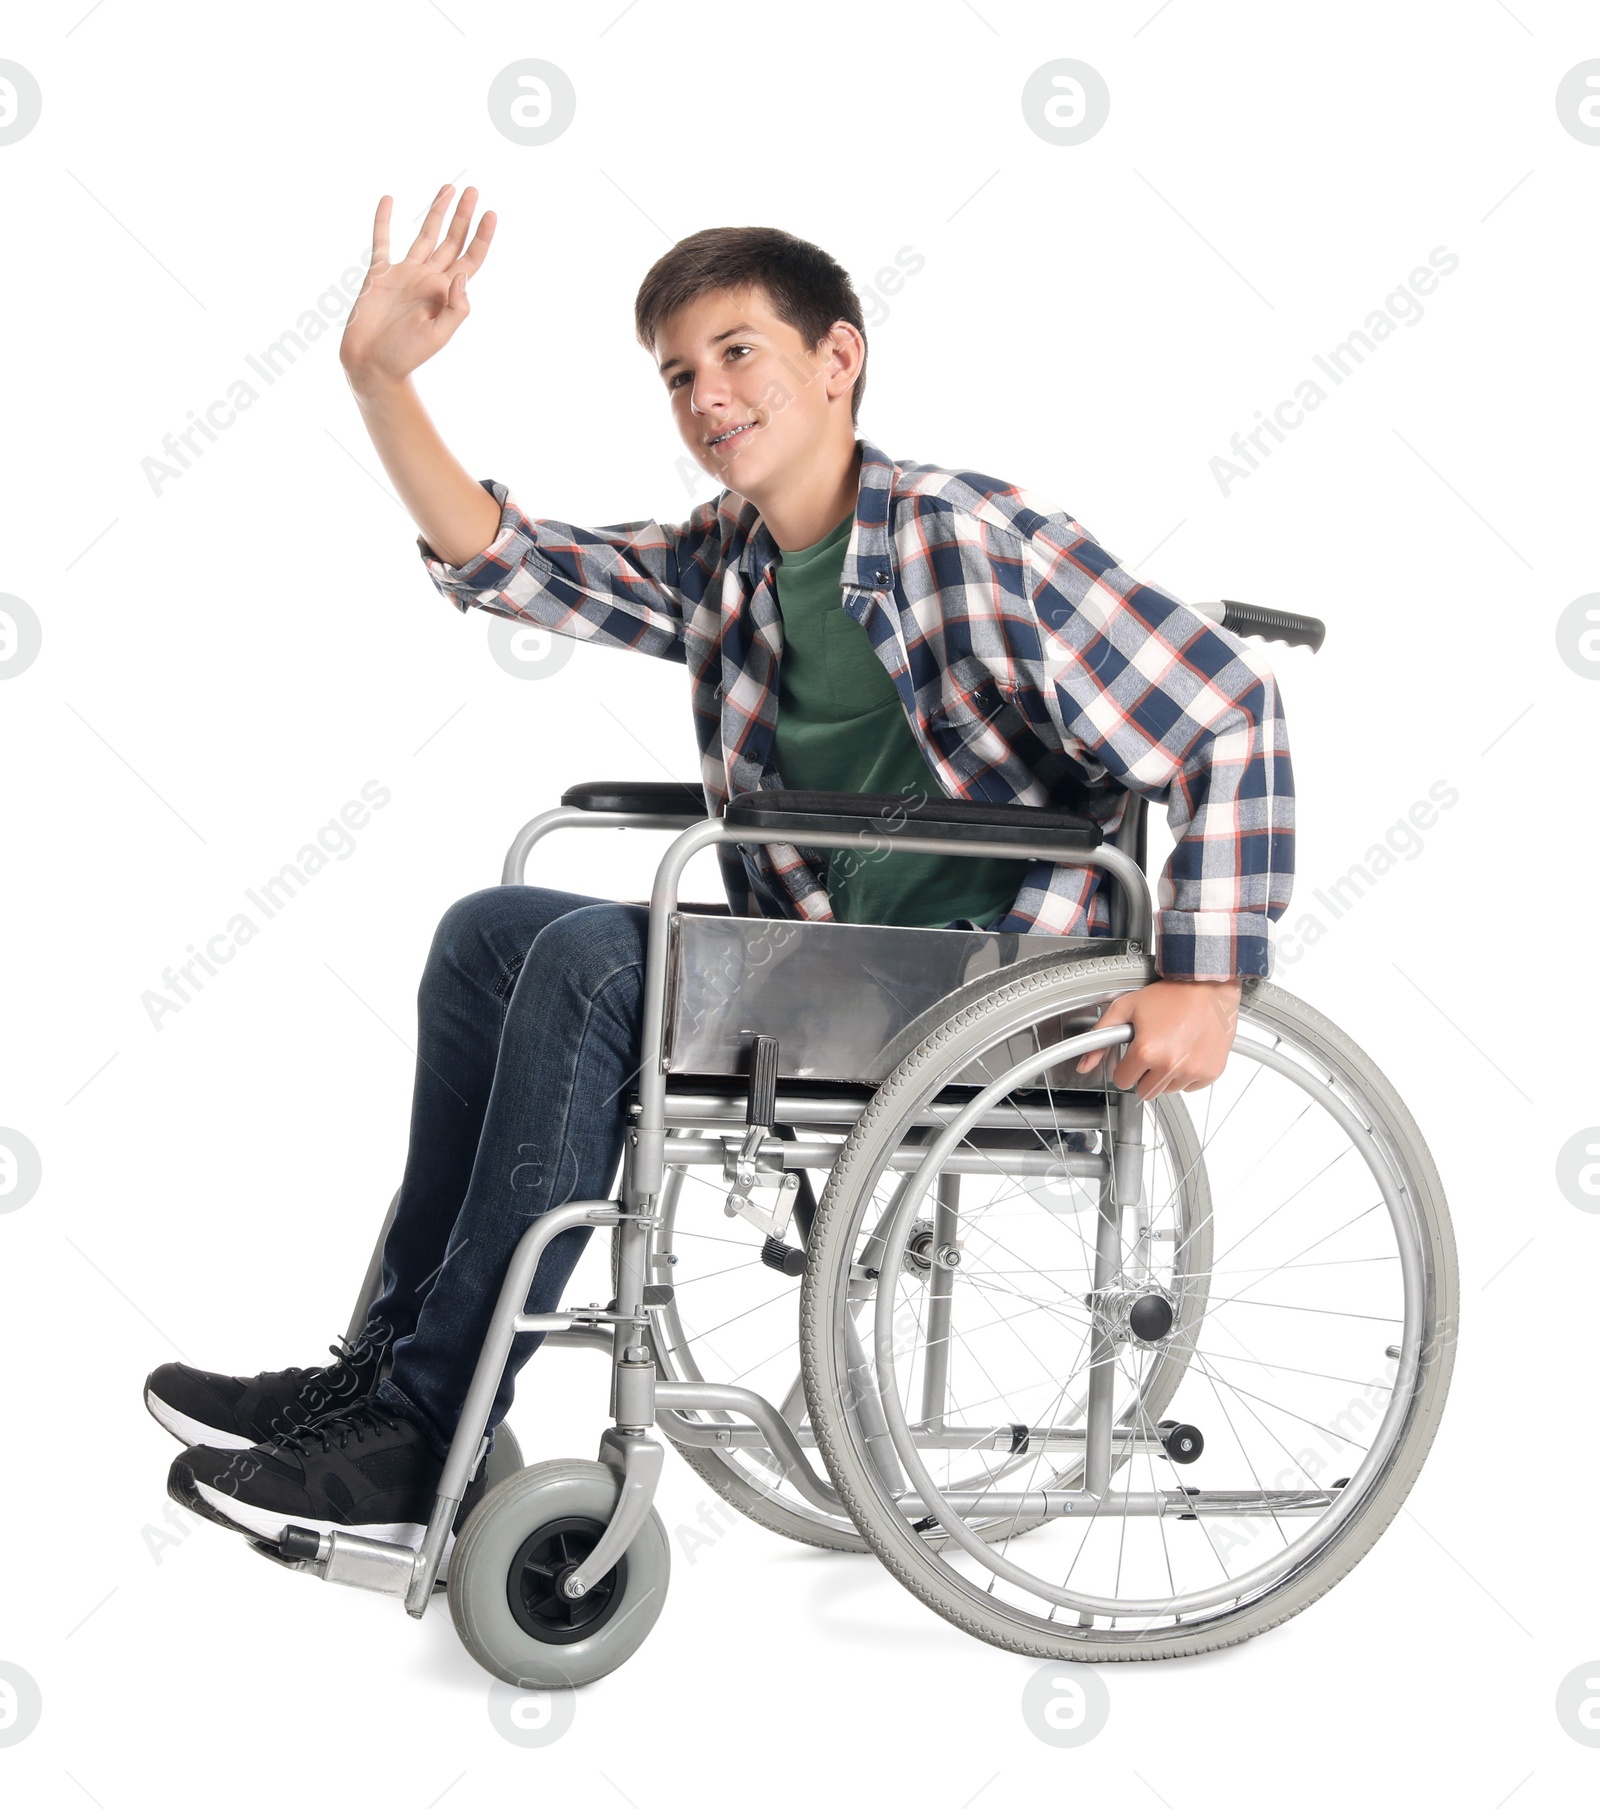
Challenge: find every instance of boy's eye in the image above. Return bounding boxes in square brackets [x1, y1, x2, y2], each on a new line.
[668, 345, 752, 390]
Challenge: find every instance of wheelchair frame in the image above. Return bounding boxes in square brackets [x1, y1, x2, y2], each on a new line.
[273, 604, 1450, 1676]
[313, 796, 1156, 1615]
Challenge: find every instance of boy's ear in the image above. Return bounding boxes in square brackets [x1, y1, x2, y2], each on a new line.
[827, 320, 866, 398]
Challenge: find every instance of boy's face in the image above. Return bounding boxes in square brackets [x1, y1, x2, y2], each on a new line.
[654, 284, 857, 496]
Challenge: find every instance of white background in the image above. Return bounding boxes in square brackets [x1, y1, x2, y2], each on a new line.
[2, 1, 1596, 1803]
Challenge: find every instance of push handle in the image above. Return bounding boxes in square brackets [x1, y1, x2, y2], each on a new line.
[1217, 600, 1326, 653]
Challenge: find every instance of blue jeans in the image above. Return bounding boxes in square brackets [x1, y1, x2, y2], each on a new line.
[360, 881, 1017, 1461]
[368, 886, 648, 1460]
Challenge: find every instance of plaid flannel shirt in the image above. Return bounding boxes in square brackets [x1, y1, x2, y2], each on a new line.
[418, 437, 1295, 979]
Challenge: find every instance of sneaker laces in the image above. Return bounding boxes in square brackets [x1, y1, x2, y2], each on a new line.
[252, 1325, 397, 1444]
[257, 1324, 392, 1395]
[319, 1319, 393, 1388]
[271, 1397, 404, 1457]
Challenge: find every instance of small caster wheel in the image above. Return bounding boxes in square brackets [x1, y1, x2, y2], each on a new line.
[1158, 1419, 1204, 1465]
[448, 1459, 670, 1687]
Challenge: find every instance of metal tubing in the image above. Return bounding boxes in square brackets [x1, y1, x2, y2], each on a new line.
[1104, 794, 1149, 942]
[510, 1311, 605, 1333]
[888, 1487, 1342, 1519]
[1081, 1087, 1145, 1497]
[918, 1174, 960, 1431]
[664, 1418, 1166, 1454]
[612, 1350, 656, 1427]
[504, 808, 1154, 955]
[636, 819, 729, 1194]
[634, 1136, 1105, 1179]
[320, 1529, 420, 1595]
[501, 806, 703, 886]
[695, 825, 1151, 942]
[539, 1326, 616, 1354]
[658, 1093, 1109, 1132]
[654, 1382, 843, 1510]
[609, 1181, 655, 1421]
[1081, 1164, 1124, 1500]
[1113, 1087, 1145, 1214]
[404, 1197, 627, 1616]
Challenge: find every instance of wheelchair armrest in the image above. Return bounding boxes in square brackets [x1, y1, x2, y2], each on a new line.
[560, 780, 709, 818]
[722, 789, 1102, 852]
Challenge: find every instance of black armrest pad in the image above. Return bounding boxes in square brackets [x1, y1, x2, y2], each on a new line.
[723, 789, 1101, 852]
[561, 781, 708, 817]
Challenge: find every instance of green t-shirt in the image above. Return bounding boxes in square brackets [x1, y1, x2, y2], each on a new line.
[770, 510, 1029, 929]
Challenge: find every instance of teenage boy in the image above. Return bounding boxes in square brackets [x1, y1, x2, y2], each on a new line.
[147, 185, 1294, 1556]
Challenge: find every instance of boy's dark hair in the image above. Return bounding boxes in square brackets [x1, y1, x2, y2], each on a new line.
[634, 226, 867, 425]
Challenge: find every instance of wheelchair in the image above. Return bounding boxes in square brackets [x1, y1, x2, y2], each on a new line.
[270, 602, 1458, 1684]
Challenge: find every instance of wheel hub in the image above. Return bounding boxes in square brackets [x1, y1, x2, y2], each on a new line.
[1087, 1284, 1179, 1345]
[902, 1217, 962, 1277]
[506, 1516, 627, 1645]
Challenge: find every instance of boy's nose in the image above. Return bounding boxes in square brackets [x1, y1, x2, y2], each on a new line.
[690, 374, 732, 414]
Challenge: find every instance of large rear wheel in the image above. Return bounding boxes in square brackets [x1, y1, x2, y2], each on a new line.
[802, 953, 1457, 1661]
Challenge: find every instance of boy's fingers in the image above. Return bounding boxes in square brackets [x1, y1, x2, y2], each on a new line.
[370, 193, 392, 265]
[460, 211, 497, 274]
[1075, 998, 1136, 1071]
[402, 183, 455, 264]
[429, 186, 478, 268]
[442, 271, 469, 319]
[447, 216, 496, 287]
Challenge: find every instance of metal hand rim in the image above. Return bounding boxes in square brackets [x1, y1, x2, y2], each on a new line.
[865, 1013, 1431, 1621]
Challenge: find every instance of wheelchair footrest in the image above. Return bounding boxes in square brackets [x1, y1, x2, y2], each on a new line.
[247, 1535, 318, 1575]
[267, 1523, 418, 1597]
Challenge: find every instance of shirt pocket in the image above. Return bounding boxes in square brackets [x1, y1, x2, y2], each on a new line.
[821, 610, 902, 715]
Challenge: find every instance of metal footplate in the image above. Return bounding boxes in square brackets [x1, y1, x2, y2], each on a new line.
[271, 1523, 424, 1594]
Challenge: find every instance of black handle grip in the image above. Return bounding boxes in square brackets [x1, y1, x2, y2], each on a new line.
[746, 1035, 780, 1128]
[1218, 601, 1326, 653]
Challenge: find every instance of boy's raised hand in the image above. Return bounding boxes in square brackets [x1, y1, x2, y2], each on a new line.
[340, 184, 496, 388]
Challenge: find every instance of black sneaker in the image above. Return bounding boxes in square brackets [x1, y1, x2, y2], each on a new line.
[166, 1397, 488, 1557]
[144, 1322, 394, 1451]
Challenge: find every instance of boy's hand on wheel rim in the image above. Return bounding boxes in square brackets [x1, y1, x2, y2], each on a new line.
[1074, 977, 1243, 1100]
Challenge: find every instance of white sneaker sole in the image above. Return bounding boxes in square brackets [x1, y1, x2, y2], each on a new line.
[191, 1482, 459, 1572]
[145, 1389, 257, 1452]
